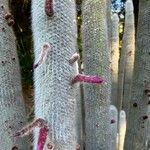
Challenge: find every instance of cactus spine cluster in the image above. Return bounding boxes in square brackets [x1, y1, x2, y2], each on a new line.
[0, 0, 29, 149]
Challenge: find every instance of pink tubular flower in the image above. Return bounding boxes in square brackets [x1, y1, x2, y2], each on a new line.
[71, 74, 105, 85]
[37, 127, 49, 150]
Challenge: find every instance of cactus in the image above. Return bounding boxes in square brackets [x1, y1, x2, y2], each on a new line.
[32, 0, 79, 149]
[118, 110, 126, 150]
[111, 13, 119, 107]
[82, 0, 111, 149]
[0, 1, 30, 149]
[146, 105, 150, 150]
[124, 0, 150, 149]
[109, 105, 118, 150]
[122, 0, 135, 117]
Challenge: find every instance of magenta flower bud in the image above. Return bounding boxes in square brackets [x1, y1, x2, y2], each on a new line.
[69, 53, 80, 64]
[71, 74, 105, 85]
[37, 127, 49, 150]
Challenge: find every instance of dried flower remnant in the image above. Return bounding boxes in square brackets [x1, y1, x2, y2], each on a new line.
[13, 118, 47, 138]
[45, 0, 54, 17]
[33, 43, 51, 69]
[144, 88, 150, 97]
[76, 144, 80, 150]
[12, 146, 18, 150]
[71, 74, 105, 85]
[4, 13, 13, 20]
[7, 19, 15, 26]
[69, 53, 80, 64]
[47, 142, 54, 149]
[1, 6, 15, 26]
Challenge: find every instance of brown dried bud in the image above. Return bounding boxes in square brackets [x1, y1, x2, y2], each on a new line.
[4, 13, 13, 20]
[144, 88, 150, 97]
[111, 119, 116, 124]
[133, 103, 138, 107]
[76, 144, 80, 150]
[7, 19, 15, 26]
[142, 115, 148, 120]
[12, 146, 18, 150]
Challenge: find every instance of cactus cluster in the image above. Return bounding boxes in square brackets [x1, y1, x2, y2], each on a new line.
[1, 0, 150, 150]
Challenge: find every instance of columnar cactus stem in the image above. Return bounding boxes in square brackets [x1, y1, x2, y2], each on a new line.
[122, 0, 135, 117]
[111, 13, 119, 107]
[109, 105, 118, 150]
[82, 0, 111, 149]
[146, 105, 150, 150]
[32, 0, 78, 149]
[0, 1, 29, 149]
[118, 110, 126, 150]
[124, 0, 150, 149]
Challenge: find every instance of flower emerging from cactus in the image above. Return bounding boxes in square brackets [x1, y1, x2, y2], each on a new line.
[71, 74, 105, 85]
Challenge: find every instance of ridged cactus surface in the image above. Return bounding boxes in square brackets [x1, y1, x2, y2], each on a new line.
[32, 0, 78, 149]
[0, 0, 29, 149]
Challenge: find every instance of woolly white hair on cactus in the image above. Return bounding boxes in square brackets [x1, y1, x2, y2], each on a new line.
[109, 105, 118, 150]
[111, 13, 119, 107]
[118, 110, 126, 150]
[82, 0, 111, 149]
[122, 0, 135, 117]
[32, 0, 79, 149]
[0, 1, 30, 149]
